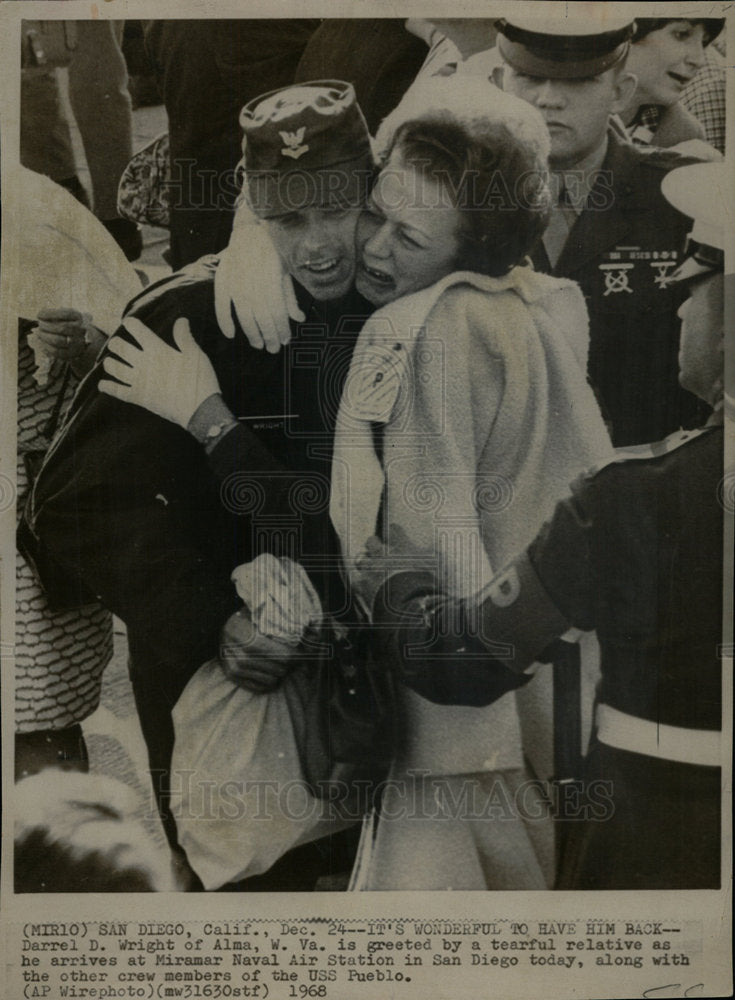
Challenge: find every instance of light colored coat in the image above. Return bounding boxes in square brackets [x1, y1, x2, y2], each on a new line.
[332, 267, 614, 889]
[333, 266, 613, 773]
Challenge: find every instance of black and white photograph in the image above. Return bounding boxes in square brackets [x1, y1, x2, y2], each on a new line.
[0, 2, 732, 998]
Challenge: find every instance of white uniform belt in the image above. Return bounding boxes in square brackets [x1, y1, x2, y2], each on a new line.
[596, 704, 721, 768]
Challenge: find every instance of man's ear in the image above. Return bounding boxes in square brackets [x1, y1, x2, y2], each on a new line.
[610, 70, 638, 116]
[491, 63, 505, 90]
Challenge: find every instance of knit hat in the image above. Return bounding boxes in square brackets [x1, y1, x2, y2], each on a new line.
[240, 80, 373, 217]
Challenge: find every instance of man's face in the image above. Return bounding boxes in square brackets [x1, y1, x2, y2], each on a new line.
[502, 65, 633, 167]
[264, 205, 361, 301]
[677, 272, 723, 405]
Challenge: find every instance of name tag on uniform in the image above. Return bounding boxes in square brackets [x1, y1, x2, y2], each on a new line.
[239, 413, 299, 432]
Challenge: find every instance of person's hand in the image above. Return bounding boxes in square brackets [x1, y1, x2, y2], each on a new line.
[351, 525, 437, 614]
[33, 308, 92, 364]
[99, 316, 221, 428]
[219, 605, 303, 693]
[350, 535, 393, 614]
[214, 209, 304, 352]
[231, 554, 322, 645]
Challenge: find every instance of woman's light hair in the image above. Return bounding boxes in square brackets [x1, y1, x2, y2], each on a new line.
[374, 74, 550, 168]
[373, 76, 552, 275]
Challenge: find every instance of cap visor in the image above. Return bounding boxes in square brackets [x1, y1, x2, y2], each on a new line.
[498, 35, 628, 79]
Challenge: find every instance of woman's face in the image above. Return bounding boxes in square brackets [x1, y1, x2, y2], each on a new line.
[628, 21, 707, 107]
[355, 152, 463, 307]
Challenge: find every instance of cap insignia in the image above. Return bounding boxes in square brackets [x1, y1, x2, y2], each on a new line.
[279, 127, 309, 159]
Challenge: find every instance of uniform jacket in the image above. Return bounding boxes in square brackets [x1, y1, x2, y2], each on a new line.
[368, 421, 724, 890]
[28, 263, 372, 711]
[531, 132, 710, 447]
[380, 423, 723, 734]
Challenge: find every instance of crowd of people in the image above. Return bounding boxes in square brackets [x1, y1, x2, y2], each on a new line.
[12, 12, 727, 893]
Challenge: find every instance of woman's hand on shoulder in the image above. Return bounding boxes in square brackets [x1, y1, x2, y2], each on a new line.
[99, 316, 221, 428]
[214, 207, 304, 352]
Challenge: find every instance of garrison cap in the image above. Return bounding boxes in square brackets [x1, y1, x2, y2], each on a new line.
[661, 162, 725, 282]
[240, 80, 373, 218]
[496, 11, 634, 80]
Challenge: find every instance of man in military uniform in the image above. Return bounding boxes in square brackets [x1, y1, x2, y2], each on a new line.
[356, 161, 725, 889]
[496, 12, 711, 446]
[27, 83, 375, 866]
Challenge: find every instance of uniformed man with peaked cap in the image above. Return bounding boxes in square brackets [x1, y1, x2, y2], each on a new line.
[358, 160, 726, 890]
[496, 8, 711, 446]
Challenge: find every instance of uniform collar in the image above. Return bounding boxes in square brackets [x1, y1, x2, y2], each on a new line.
[294, 281, 374, 329]
[535, 132, 645, 276]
